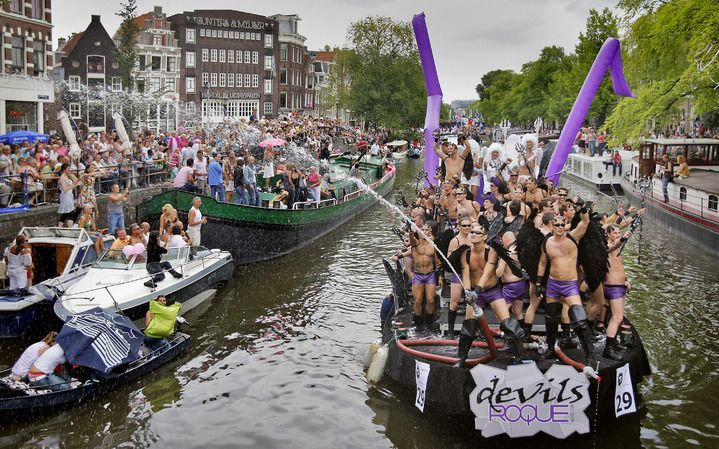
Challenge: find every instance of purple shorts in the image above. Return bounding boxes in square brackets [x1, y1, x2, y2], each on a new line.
[413, 271, 437, 286]
[474, 284, 504, 308]
[502, 280, 528, 303]
[604, 284, 627, 300]
[546, 277, 580, 299]
[450, 272, 461, 284]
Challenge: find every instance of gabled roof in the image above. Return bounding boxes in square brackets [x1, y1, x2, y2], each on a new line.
[313, 51, 334, 63]
[132, 12, 153, 31]
[60, 32, 84, 55]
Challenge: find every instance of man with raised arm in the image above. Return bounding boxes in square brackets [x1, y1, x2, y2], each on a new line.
[434, 138, 470, 183]
[536, 207, 594, 362]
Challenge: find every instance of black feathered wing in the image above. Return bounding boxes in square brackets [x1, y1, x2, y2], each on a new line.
[447, 244, 471, 278]
[487, 236, 524, 278]
[434, 228, 456, 271]
[516, 219, 544, 282]
[578, 220, 609, 292]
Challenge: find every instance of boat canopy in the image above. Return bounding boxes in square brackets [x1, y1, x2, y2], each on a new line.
[19, 227, 92, 244]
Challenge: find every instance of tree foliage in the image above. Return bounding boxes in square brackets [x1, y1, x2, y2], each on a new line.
[114, 0, 140, 93]
[341, 16, 426, 130]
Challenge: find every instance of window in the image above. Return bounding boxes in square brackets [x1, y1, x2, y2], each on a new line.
[151, 56, 161, 71]
[210, 72, 217, 87]
[264, 79, 272, 94]
[240, 32, 245, 40]
[69, 103, 81, 119]
[280, 44, 288, 61]
[138, 55, 146, 70]
[219, 50, 226, 63]
[136, 78, 145, 92]
[250, 33, 255, 40]
[164, 78, 176, 93]
[264, 102, 273, 115]
[186, 28, 196, 43]
[167, 57, 176, 72]
[228, 50, 234, 64]
[709, 195, 718, 212]
[244, 74, 251, 88]
[153, 35, 162, 46]
[228, 74, 234, 88]
[219, 73, 226, 87]
[32, 40, 45, 75]
[223, 30, 229, 39]
[226, 102, 237, 117]
[186, 102, 196, 116]
[210, 49, 217, 63]
[149, 77, 161, 93]
[11, 36, 24, 71]
[280, 69, 288, 85]
[280, 92, 287, 108]
[202, 72, 209, 86]
[680, 187, 687, 201]
[111, 77, 122, 91]
[264, 34, 273, 48]
[244, 51, 251, 64]
[252, 51, 259, 65]
[264, 56, 273, 71]
[200, 29, 206, 37]
[236, 50, 242, 63]
[186, 77, 195, 94]
[186, 51, 195, 68]
[69, 76, 81, 91]
[87, 55, 105, 74]
[234, 31, 239, 39]
[202, 49, 209, 62]
[9, 0, 22, 13]
[298, 51, 302, 64]
[211, 29, 217, 38]
[252, 74, 258, 88]
[236, 73, 242, 87]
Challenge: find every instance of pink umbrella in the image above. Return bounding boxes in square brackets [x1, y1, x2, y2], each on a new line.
[259, 138, 287, 148]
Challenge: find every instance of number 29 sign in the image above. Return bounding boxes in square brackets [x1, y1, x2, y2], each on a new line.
[615, 363, 637, 417]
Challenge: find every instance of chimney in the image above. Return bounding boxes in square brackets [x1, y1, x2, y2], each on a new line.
[58, 37, 66, 49]
[154, 6, 163, 15]
[91, 15, 101, 24]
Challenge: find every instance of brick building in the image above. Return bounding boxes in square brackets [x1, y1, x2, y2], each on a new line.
[168, 10, 279, 123]
[0, 0, 54, 134]
[269, 14, 314, 116]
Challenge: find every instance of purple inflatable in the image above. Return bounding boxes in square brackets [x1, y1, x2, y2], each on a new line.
[412, 13, 442, 187]
[545, 38, 634, 184]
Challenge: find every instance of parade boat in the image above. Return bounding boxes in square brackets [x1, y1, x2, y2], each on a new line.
[0, 228, 114, 338]
[0, 312, 190, 414]
[54, 246, 234, 323]
[366, 261, 652, 439]
[621, 138, 719, 257]
[387, 140, 409, 161]
[137, 155, 396, 265]
[565, 147, 634, 193]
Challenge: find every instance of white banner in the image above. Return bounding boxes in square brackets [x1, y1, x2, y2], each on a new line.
[469, 362, 591, 438]
[414, 360, 430, 412]
[614, 363, 636, 417]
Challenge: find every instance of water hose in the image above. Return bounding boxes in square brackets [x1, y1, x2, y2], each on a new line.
[554, 347, 601, 382]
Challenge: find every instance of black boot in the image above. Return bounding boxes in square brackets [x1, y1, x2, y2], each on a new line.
[143, 280, 156, 288]
[453, 319, 479, 368]
[521, 319, 533, 343]
[169, 269, 183, 279]
[413, 314, 424, 331]
[559, 323, 578, 349]
[543, 302, 562, 359]
[500, 318, 526, 361]
[602, 336, 626, 361]
[426, 312, 440, 332]
[569, 304, 595, 364]
[447, 309, 458, 339]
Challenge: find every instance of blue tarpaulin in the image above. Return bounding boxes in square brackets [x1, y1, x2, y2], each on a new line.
[56, 309, 144, 373]
[0, 130, 49, 145]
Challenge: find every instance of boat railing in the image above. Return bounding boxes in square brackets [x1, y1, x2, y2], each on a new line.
[343, 190, 363, 202]
[629, 177, 719, 224]
[291, 198, 337, 210]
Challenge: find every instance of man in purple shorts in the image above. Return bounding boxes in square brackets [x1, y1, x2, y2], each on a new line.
[602, 224, 635, 360]
[409, 221, 440, 329]
[536, 209, 595, 362]
[497, 231, 528, 321]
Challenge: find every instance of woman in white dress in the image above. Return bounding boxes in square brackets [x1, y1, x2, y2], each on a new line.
[4, 234, 32, 290]
[263, 146, 275, 189]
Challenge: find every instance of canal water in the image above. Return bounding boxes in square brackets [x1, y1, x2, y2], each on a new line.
[1, 159, 717, 449]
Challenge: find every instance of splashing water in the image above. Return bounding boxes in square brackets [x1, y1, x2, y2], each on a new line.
[349, 176, 467, 290]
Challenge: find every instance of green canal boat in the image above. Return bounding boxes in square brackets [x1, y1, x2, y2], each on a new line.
[137, 155, 396, 265]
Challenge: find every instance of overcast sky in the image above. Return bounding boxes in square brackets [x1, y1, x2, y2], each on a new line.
[53, 0, 617, 102]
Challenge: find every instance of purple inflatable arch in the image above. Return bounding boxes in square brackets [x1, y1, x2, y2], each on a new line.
[412, 13, 442, 187]
[545, 38, 634, 184]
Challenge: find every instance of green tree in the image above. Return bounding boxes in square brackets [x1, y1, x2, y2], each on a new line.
[114, 0, 140, 93]
[343, 16, 426, 130]
[471, 69, 517, 125]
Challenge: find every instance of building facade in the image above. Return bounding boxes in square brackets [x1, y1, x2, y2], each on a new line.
[168, 10, 278, 123]
[270, 14, 313, 116]
[124, 6, 181, 132]
[0, 0, 54, 134]
[56, 15, 122, 133]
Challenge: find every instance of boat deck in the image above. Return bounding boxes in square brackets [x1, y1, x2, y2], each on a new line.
[674, 169, 719, 194]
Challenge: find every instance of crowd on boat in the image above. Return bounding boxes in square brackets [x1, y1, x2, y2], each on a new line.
[390, 131, 646, 367]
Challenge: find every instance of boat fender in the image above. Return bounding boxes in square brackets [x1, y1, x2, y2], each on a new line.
[363, 338, 382, 368]
[367, 343, 389, 384]
[380, 295, 394, 321]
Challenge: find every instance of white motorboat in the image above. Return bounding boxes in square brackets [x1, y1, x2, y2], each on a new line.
[54, 245, 234, 322]
[0, 227, 114, 338]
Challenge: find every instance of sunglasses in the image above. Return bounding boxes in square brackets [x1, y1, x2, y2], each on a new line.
[460, 224, 471, 228]
[455, 191, 466, 195]
[553, 223, 565, 228]
[470, 231, 487, 235]
[558, 193, 568, 197]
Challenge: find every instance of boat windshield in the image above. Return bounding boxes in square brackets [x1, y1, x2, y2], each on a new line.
[161, 246, 214, 263]
[95, 249, 148, 270]
[20, 227, 89, 243]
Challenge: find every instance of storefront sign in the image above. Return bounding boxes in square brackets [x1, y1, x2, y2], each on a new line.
[189, 16, 269, 30]
[205, 92, 260, 100]
[469, 362, 590, 438]
[414, 360, 430, 412]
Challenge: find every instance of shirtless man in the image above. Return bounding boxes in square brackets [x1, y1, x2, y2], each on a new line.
[446, 217, 473, 338]
[438, 181, 459, 230]
[456, 220, 526, 366]
[523, 211, 554, 338]
[525, 178, 547, 211]
[602, 225, 634, 360]
[497, 231, 527, 321]
[536, 208, 594, 362]
[434, 139, 470, 183]
[455, 186, 481, 222]
[408, 221, 440, 329]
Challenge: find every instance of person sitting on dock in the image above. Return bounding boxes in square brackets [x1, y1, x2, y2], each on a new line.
[144, 295, 181, 351]
[603, 225, 635, 360]
[11, 331, 57, 381]
[408, 221, 440, 329]
[536, 208, 594, 363]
